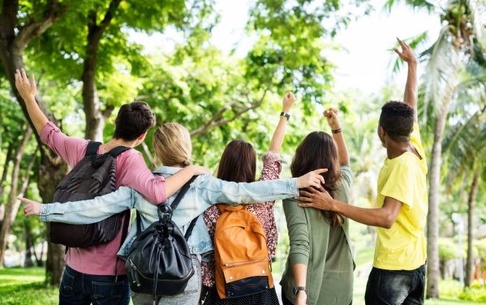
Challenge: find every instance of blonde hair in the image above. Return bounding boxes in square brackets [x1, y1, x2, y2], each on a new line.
[153, 122, 192, 167]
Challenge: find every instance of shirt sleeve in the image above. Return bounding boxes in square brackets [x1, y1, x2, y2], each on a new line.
[40, 121, 89, 167]
[283, 198, 310, 266]
[195, 175, 299, 204]
[115, 151, 167, 204]
[39, 187, 137, 223]
[261, 151, 283, 181]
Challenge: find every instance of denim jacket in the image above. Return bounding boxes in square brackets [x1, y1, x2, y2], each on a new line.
[39, 166, 299, 259]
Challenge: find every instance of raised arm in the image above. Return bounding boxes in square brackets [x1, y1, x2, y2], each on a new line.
[269, 92, 296, 153]
[394, 38, 418, 118]
[14, 69, 49, 134]
[324, 108, 349, 166]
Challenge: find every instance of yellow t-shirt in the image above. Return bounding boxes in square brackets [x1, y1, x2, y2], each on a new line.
[373, 122, 428, 270]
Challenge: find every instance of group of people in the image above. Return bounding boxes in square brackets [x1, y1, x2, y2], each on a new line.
[16, 38, 428, 305]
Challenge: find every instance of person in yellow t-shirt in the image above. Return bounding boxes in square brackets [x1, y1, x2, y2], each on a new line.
[296, 38, 428, 305]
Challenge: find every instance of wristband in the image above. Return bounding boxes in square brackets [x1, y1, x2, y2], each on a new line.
[280, 111, 290, 120]
[331, 128, 342, 134]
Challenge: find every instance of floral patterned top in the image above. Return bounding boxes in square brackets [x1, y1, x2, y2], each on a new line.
[201, 151, 283, 287]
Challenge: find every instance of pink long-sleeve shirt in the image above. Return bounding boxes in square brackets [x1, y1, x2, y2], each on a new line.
[41, 121, 166, 276]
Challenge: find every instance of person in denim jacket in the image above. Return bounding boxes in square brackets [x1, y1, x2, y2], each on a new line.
[20, 121, 326, 305]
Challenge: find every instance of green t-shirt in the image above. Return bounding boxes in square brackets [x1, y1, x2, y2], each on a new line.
[280, 165, 354, 305]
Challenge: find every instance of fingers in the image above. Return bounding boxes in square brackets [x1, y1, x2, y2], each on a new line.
[313, 168, 328, 175]
[295, 196, 313, 203]
[298, 203, 314, 208]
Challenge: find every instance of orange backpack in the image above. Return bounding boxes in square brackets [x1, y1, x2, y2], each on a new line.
[214, 204, 274, 299]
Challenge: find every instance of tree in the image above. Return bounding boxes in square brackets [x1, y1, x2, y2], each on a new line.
[442, 101, 486, 287]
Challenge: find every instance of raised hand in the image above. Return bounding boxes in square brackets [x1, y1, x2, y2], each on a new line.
[394, 38, 417, 65]
[15, 69, 37, 100]
[282, 92, 296, 112]
[323, 108, 340, 130]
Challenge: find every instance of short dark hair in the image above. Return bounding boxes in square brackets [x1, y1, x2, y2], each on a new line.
[290, 131, 343, 226]
[217, 140, 256, 183]
[113, 102, 156, 141]
[379, 101, 415, 142]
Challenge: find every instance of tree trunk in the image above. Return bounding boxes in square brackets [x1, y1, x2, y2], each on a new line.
[82, 0, 122, 141]
[0, 144, 13, 228]
[465, 171, 479, 287]
[426, 90, 453, 299]
[0, 125, 32, 267]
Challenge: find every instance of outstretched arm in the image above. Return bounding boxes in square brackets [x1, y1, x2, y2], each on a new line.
[269, 92, 296, 153]
[394, 38, 418, 118]
[324, 108, 349, 166]
[15, 69, 49, 134]
[296, 187, 402, 229]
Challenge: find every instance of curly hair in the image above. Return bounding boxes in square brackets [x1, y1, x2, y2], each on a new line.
[379, 101, 415, 142]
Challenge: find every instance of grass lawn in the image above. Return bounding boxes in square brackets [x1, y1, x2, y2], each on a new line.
[0, 267, 57, 305]
[0, 266, 484, 304]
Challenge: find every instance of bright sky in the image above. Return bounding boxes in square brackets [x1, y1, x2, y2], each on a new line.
[132, 1, 442, 95]
[210, 0, 442, 95]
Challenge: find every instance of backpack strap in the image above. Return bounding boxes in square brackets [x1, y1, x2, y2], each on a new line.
[86, 140, 130, 158]
[85, 141, 102, 156]
[184, 216, 198, 240]
[135, 175, 198, 235]
[107, 145, 130, 158]
[169, 175, 198, 240]
[170, 175, 198, 211]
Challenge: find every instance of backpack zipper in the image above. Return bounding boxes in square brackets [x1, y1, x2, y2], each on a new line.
[223, 257, 269, 268]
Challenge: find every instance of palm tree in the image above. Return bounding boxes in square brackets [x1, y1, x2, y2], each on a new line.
[442, 98, 486, 287]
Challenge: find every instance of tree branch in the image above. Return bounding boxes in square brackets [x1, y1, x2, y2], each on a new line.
[15, 0, 67, 50]
[191, 91, 267, 136]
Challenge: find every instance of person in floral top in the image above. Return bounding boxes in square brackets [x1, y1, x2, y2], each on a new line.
[201, 92, 296, 305]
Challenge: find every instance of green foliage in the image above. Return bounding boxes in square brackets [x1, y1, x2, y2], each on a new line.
[439, 238, 460, 260]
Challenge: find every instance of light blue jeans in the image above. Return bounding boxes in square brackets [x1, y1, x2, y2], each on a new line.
[131, 255, 201, 305]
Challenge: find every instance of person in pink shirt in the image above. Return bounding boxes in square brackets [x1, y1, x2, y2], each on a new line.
[15, 68, 207, 305]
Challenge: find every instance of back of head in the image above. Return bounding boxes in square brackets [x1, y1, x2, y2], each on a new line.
[291, 131, 343, 226]
[379, 101, 415, 142]
[153, 123, 192, 167]
[113, 102, 156, 141]
[217, 140, 256, 183]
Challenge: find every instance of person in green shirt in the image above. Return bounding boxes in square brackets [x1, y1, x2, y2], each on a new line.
[280, 107, 354, 305]
[297, 39, 428, 305]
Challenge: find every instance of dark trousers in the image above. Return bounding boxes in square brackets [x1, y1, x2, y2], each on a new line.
[59, 265, 130, 305]
[365, 264, 426, 305]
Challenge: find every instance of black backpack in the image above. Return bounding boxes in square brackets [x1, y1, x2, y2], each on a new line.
[126, 176, 198, 301]
[49, 141, 130, 248]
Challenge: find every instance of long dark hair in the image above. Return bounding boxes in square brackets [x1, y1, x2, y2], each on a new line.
[217, 140, 256, 183]
[290, 131, 343, 226]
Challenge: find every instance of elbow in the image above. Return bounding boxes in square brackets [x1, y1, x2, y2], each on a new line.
[379, 214, 396, 229]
